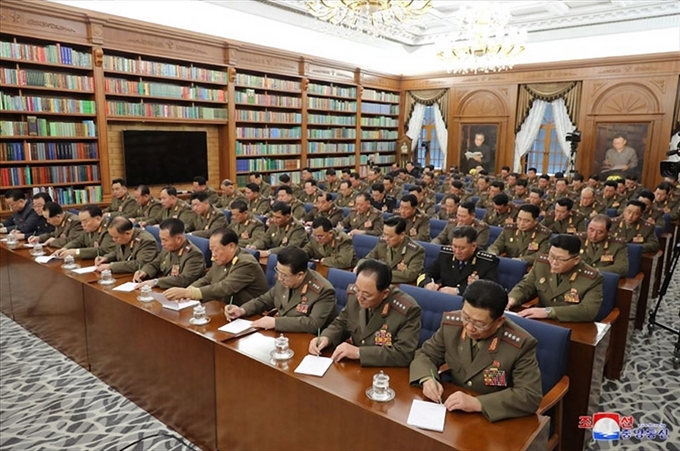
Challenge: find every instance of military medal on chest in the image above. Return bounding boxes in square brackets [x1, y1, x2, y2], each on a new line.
[374, 324, 392, 347]
[483, 364, 507, 387]
[564, 287, 580, 303]
[295, 283, 309, 314]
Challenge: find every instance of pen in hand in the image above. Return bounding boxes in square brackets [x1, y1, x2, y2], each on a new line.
[226, 295, 233, 322]
[431, 369, 442, 404]
[316, 327, 321, 356]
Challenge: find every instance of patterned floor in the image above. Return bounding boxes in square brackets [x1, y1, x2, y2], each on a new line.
[0, 264, 678, 451]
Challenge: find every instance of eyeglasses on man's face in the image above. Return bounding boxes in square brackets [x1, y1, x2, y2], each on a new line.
[547, 253, 577, 264]
[460, 310, 495, 332]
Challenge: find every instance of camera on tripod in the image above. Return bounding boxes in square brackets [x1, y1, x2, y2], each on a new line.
[565, 130, 581, 144]
[660, 137, 680, 178]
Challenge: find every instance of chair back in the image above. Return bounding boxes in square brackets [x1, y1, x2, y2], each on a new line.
[416, 240, 442, 270]
[595, 271, 620, 322]
[352, 234, 379, 260]
[606, 208, 618, 218]
[626, 243, 642, 278]
[435, 192, 445, 204]
[303, 203, 313, 213]
[497, 257, 528, 292]
[430, 219, 448, 240]
[489, 225, 503, 245]
[399, 284, 463, 346]
[186, 234, 212, 267]
[470, 196, 479, 206]
[340, 207, 351, 218]
[255, 215, 267, 225]
[241, 247, 260, 261]
[145, 226, 162, 250]
[475, 207, 486, 220]
[265, 254, 278, 288]
[222, 209, 232, 223]
[327, 268, 357, 313]
[434, 204, 440, 214]
[382, 212, 393, 221]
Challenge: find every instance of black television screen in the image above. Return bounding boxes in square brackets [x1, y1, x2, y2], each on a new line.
[122, 130, 208, 186]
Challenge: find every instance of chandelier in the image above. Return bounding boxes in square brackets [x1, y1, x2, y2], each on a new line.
[305, 0, 431, 35]
[437, 3, 527, 74]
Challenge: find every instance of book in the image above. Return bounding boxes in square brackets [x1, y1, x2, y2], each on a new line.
[27, 116, 38, 136]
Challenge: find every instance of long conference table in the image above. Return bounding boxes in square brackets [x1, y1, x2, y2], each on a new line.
[0, 242, 549, 451]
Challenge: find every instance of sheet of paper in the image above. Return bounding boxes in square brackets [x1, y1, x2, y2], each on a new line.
[218, 319, 253, 335]
[35, 255, 56, 263]
[150, 292, 199, 310]
[406, 399, 447, 432]
[294, 355, 334, 377]
[113, 282, 138, 292]
[72, 265, 98, 274]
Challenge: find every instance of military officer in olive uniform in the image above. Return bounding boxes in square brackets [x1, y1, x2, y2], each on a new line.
[104, 178, 137, 218]
[396, 194, 430, 242]
[599, 181, 624, 211]
[142, 186, 194, 231]
[95, 217, 159, 274]
[30, 202, 83, 248]
[323, 169, 341, 193]
[249, 201, 308, 257]
[227, 247, 337, 334]
[310, 259, 421, 367]
[134, 218, 206, 289]
[433, 201, 490, 248]
[249, 171, 272, 198]
[437, 195, 459, 221]
[192, 176, 220, 205]
[338, 193, 383, 237]
[54, 205, 115, 259]
[577, 214, 629, 277]
[410, 280, 542, 423]
[303, 217, 357, 269]
[335, 181, 357, 208]
[360, 216, 425, 284]
[227, 199, 266, 248]
[540, 197, 587, 234]
[214, 179, 245, 209]
[483, 194, 519, 226]
[130, 185, 162, 224]
[408, 186, 436, 216]
[609, 200, 660, 253]
[188, 191, 229, 238]
[303, 192, 344, 227]
[243, 183, 271, 216]
[418, 226, 499, 296]
[274, 185, 306, 221]
[165, 229, 268, 306]
[509, 235, 604, 322]
[574, 188, 605, 219]
[488, 204, 552, 265]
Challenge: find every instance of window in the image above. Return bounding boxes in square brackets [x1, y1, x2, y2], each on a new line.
[524, 104, 568, 175]
[417, 105, 444, 170]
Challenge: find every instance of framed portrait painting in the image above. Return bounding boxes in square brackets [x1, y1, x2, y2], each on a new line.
[594, 123, 650, 180]
[459, 124, 498, 175]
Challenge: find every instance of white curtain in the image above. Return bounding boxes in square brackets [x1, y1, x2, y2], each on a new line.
[406, 102, 426, 152]
[513, 99, 547, 172]
[433, 103, 448, 169]
[552, 97, 577, 173]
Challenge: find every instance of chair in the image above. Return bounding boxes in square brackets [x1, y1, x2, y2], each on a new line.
[241, 247, 260, 261]
[382, 212, 393, 221]
[68, 208, 80, 215]
[416, 240, 442, 270]
[435, 192, 444, 204]
[606, 208, 618, 218]
[470, 196, 479, 206]
[222, 209, 232, 223]
[508, 314, 571, 451]
[475, 207, 486, 220]
[187, 234, 212, 267]
[429, 219, 448, 240]
[145, 225, 162, 250]
[329, 192, 338, 201]
[303, 203, 313, 213]
[327, 268, 357, 313]
[340, 207, 351, 218]
[398, 284, 462, 346]
[596, 271, 620, 322]
[434, 204, 440, 214]
[489, 225, 503, 245]
[255, 215, 267, 225]
[403, 183, 415, 191]
[266, 254, 278, 288]
[626, 243, 643, 278]
[352, 234, 379, 260]
[497, 257, 528, 292]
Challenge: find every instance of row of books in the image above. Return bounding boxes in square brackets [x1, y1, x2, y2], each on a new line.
[361, 116, 398, 127]
[308, 114, 356, 125]
[0, 164, 100, 187]
[0, 92, 96, 114]
[0, 41, 92, 67]
[235, 74, 301, 92]
[307, 98, 356, 112]
[361, 154, 395, 164]
[103, 55, 227, 83]
[361, 130, 398, 139]
[308, 128, 356, 139]
[307, 157, 354, 169]
[0, 142, 98, 161]
[361, 141, 397, 152]
[30, 185, 104, 206]
[0, 69, 94, 91]
[308, 84, 357, 98]
[0, 119, 97, 137]
[308, 142, 355, 153]
[235, 158, 301, 173]
[235, 110, 301, 123]
[361, 103, 399, 115]
[235, 143, 301, 156]
[105, 101, 227, 119]
[234, 91, 301, 108]
[362, 89, 400, 103]
[104, 78, 227, 102]
[235, 127, 302, 139]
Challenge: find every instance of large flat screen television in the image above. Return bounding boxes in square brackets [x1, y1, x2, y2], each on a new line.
[122, 130, 208, 186]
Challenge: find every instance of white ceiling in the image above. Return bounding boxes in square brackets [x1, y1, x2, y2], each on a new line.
[51, 0, 680, 75]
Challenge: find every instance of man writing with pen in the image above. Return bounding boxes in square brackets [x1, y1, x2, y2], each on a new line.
[408, 280, 542, 422]
[225, 247, 337, 333]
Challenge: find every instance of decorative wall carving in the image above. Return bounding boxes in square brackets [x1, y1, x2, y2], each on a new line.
[591, 83, 661, 115]
[457, 90, 508, 117]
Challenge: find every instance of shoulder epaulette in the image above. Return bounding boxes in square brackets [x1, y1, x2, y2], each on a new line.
[610, 235, 627, 245]
[477, 250, 496, 261]
[406, 240, 420, 251]
[536, 253, 550, 264]
[442, 311, 463, 325]
[579, 265, 598, 279]
[391, 292, 416, 315]
[347, 283, 357, 295]
[639, 221, 655, 231]
[504, 222, 518, 229]
[134, 236, 141, 242]
[185, 244, 194, 252]
[501, 325, 527, 348]
[575, 231, 587, 239]
[441, 245, 454, 254]
[537, 224, 552, 234]
[307, 277, 324, 294]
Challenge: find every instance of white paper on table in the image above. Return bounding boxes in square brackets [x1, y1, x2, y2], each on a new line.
[218, 319, 253, 334]
[294, 355, 333, 377]
[406, 399, 447, 432]
[150, 292, 199, 310]
[35, 255, 57, 263]
[72, 265, 98, 274]
[113, 282, 138, 292]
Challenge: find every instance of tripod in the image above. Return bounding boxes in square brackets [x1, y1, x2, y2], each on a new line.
[647, 242, 680, 369]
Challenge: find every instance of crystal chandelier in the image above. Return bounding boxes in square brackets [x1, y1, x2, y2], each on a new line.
[437, 3, 527, 74]
[305, 0, 431, 36]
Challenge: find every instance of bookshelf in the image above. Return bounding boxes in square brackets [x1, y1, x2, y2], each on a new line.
[0, 33, 103, 213]
[233, 70, 303, 186]
[359, 87, 399, 177]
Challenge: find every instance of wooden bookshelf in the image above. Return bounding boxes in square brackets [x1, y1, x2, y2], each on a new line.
[359, 87, 400, 176]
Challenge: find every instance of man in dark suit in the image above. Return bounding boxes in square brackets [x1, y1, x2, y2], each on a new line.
[462, 132, 492, 174]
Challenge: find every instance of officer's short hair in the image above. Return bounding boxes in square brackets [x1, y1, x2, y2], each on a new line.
[527, 167, 537, 174]
[211, 227, 238, 246]
[304, 179, 317, 188]
[516, 179, 528, 188]
[459, 201, 476, 215]
[573, 173, 585, 182]
[627, 199, 646, 213]
[356, 259, 392, 291]
[350, 172, 361, 181]
[80, 204, 103, 218]
[159, 218, 185, 236]
[408, 185, 422, 194]
[625, 173, 638, 182]
[162, 186, 178, 197]
[317, 192, 333, 202]
[539, 174, 550, 181]
[339, 181, 351, 190]
[443, 194, 460, 204]
[278, 174, 291, 183]
[108, 217, 134, 234]
[451, 225, 478, 243]
[4, 189, 25, 201]
[230, 199, 248, 212]
[271, 201, 291, 216]
[452, 180, 464, 189]
[400, 194, 418, 208]
[43, 202, 63, 218]
[530, 188, 544, 197]
[491, 181, 505, 191]
[249, 171, 262, 180]
[492, 193, 509, 206]
[638, 190, 654, 203]
[519, 204, 540, 219]
[384, 216, 406, 234]
[245, 183, 260, 193]
[604, 181, 618, 190]
[277, 185, 293, 196]
[112, 178, 126, 187]
[190, 191, 209, 203]
[590, 214, 612, 230]
[656, 182, 672, 193]
[464, 280, 507, 320]
[550, 234, 582, 256]
[312, 217, 333, 232]
[221, 179, 234, 187]
[589, 174, 599, 182]
[136, 185, 151, 196]
[555, 197, 574, 210]
[325, 169, 336, 176]
[355, 192, 370, 203]
[33, 192, 53, 203]
[193, 176, 207, 186]
[278, 247, 309, 275]
[384, 174, 394, 183]
[501, 165, 510, 172]
[371, 183, 385, 193]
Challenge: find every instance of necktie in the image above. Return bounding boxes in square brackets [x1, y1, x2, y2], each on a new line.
[556, 274, 562, 286]
[471, 339, 480, 360]
[366, 308, 372, 326]
[458, 260, 466, 271]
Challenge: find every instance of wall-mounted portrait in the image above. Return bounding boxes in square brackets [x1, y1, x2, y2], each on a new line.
[594, 123, 650, 180]
[460, 124, 498, 175]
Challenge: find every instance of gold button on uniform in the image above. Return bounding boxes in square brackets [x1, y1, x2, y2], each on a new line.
[466, 381, 472, 387]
